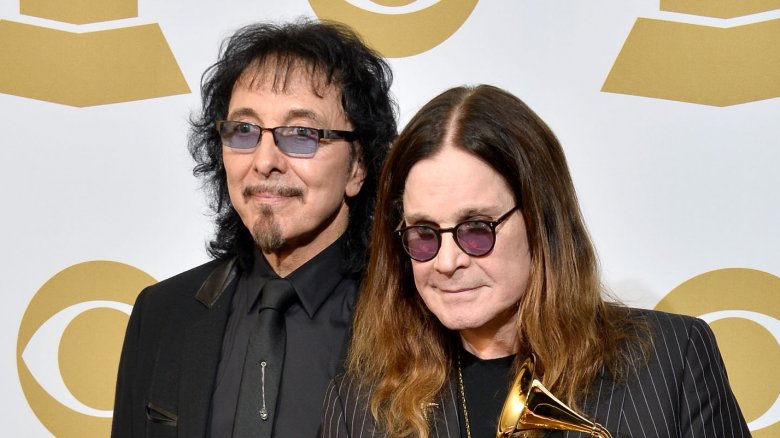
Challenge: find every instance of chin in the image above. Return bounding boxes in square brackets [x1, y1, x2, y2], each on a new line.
[436, 314, 482, 332]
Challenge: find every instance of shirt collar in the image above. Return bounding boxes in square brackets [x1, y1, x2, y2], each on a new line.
[244, 234, 351, 319]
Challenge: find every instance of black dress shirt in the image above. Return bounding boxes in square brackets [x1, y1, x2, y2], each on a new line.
[210, 235, 358, 437]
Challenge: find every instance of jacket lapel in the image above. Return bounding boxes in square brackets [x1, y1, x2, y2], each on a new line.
[429, 377, 462, 438]
[148, 258, 238, 437]
[582, 370, 627, 437]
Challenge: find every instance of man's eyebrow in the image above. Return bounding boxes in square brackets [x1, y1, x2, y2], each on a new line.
[285, 108, 324, 125]
[226, 107, 325, 126]
[227, 107, 259, 120]
[403, 207, 487, 225]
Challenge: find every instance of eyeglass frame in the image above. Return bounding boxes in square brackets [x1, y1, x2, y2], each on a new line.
[215, 120, 357, 158]
[395, 206, 520, 262]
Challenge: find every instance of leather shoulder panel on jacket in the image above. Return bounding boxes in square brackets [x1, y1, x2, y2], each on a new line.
[195, 257, 237, 308]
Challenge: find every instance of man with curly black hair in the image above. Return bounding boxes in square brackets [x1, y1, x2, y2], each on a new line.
[112, 19, 396, 438]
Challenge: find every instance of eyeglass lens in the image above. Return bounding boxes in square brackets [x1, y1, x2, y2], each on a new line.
[218, 121, 320, 157]
[401, 221, 496, 262]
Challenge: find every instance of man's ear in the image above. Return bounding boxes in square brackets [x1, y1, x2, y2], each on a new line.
[345, 146, 366, 198]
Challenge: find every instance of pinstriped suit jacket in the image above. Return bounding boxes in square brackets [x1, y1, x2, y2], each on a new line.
[321, 309, 750, 437]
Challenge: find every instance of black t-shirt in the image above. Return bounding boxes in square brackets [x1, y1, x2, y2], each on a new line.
[457, 349, 516, 438]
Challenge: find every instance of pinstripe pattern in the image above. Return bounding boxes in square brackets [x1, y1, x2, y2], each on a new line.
[321, 309, 750, 437]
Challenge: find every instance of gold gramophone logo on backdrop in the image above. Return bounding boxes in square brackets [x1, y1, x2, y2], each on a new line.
[17, 261, 155, 437]
[655, 268, 780, 437]
[0, 0, 189, 107]
[603, 1, 780, 106]
[309, 0, 478, 57]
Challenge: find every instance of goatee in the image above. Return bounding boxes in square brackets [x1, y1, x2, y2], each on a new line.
[252, 205, 285, 251]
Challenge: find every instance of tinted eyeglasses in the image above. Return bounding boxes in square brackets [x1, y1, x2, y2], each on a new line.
[216, 120, 357, 158]
[396, 206, 519, 262]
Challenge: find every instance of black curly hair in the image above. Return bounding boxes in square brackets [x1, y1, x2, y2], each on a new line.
[188, 18, 397, 275]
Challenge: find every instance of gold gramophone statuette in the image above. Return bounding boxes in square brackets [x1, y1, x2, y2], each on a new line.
[497, 355, 612, 438]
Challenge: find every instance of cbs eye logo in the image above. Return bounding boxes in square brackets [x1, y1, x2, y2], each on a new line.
[309, 0, 478, 57]
[655, 268, 780, 437]
[16, 261, 155, 437]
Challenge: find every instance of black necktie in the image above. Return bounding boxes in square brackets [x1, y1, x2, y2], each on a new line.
[233, 278, 297, 438]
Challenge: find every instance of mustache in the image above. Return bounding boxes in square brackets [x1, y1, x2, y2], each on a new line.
[242, 184, 304, 199]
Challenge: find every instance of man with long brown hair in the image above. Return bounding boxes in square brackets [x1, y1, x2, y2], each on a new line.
[321, 85, 749, 437]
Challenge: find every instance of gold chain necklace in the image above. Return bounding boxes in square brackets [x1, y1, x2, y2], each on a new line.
[456, 349, 472, 438]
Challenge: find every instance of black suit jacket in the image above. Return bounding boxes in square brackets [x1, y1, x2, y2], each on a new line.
[112, 258, 238, 437]
[321, 309, 751, 437]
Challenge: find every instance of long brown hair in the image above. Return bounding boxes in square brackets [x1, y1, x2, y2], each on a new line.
[347, 85, 648, 437]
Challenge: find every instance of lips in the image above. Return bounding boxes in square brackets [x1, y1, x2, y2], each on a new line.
[436, 285, 481, 294]
[250, 193, 290, 203]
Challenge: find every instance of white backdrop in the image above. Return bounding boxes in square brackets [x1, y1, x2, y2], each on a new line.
[2, 1, 778, 436]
